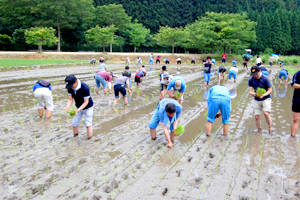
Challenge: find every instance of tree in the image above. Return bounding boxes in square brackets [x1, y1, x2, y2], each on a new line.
[95, 4, 132, 52]
[290, 10, 300, 54]
[0, 34, 12, 50]
[86, 25, 117, 52]
[153, 26, 184, 54]
[25, 27, 58, 52]
[125, 22, 150, 52]
[269, 10, 284, 53]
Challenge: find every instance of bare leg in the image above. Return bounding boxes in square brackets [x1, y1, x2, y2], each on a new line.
[234, 79, 236, 83]
[96, 89, 99, 94]
[255, 115, 262, 131]
[124, 97, 128, 105]
[291, 112, 300, 136]
[278, 79, 281, 84]
[206, 121, 212, 136]
[263, 111, 273, 131]
[150, 128, 157, 139]
[170, 131, 175, 142]
[38, 108, 44, 118]
[113, 98, 119, 106]
[103, 88, 107, 94]
[87, 126, 93, 139]
[223, 124, 229, 136]
[45, 110, 52, 120]
[73, 126, 79, 136]
[160, 90, 165, 100]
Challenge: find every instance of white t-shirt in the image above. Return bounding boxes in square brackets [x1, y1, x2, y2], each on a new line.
[99, 63, 106, 72]
[126, 58, 130, 63]
[177, 58, 181, 61]
[229, 67, 238, 73]
[256, 57, 262, 64]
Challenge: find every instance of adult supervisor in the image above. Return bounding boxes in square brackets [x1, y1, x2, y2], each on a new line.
[167, 77, 186, 105]
[94, 71, 113, 94]
[206, 85, 231, 136]
[248, 66, 273, 133]
[203, 56, 214, 86]
[149, 98, 182, 148]
[65, 75, 94, 139]
[290, 70, 300, 137]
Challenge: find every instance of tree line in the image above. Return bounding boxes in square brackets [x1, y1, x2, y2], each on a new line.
[0, 0, 299, 54]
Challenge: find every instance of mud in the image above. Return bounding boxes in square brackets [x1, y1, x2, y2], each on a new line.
[0, 64, 300, 199]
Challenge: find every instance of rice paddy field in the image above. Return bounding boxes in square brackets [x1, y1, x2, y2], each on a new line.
[0, 59, 87, 67]
[0, 55, 300, 199]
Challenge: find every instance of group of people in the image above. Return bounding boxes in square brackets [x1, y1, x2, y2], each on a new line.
[33, 53, 300, 148]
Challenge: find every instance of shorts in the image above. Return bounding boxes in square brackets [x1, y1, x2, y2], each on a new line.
[191, 60, 195, 64]
[257, 63, 262, 66]
[262, 71, 269, 77]
[156, 59, 160, 64]
[253, 98, 272, 115]
[114, 84, 127, 98]
[292, 102, 300, 112]
[95, 74, 107, 89]
[207, 96, 231, 124]
[279, 71, 287, 80]
[177, 61, 181, 64]
[160, 83, 168, 91]
[228, 70, 237, 80]
[165, 61, 169, 64]
[204, 72, 211, 83]
[232, 61, 237, 66]
[269, 62, 273, 66]
[34, 88, 54, 111]
[222, 59, 226, 63]
[243, 61, 247, 67]
[149, 59, 154, 64]
[72, 106, 93, 127]
[135, 75, 141, 83]
[148, 108, 174, 131]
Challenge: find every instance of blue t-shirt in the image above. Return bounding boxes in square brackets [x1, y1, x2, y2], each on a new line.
[33, 82, 52, 92]
[167, 77, 186, 93]
[280, 69, 288, 75]
[136, 71, 145, 77]
[260, 66, 268, 72]
[292, 71, 300, 104]
[248, 75, 272, 101]
[68, 82, 93, 110]
[207, 85, 230, 101]
[165, 58, 169, 61]
[157, 98, 182, 127]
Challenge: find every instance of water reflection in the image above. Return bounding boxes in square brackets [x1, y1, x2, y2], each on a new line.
[229, 85, 237, 99]
[203, 86, 209, 100]
[278, 83, 287, 98]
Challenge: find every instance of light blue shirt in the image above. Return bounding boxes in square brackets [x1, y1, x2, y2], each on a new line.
[99, 63, 106, 72]
[157, 98, 182, 127]
[207, 85, 230, 101]
[167, 77, 186, 93]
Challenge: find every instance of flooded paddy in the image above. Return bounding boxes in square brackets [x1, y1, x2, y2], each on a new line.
[0, 64, 300, 199]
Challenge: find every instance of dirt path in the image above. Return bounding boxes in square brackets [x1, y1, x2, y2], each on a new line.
[0, 64, 300, 199]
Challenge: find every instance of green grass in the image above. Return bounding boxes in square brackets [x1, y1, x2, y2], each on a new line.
[0, 59, 87, 67]
[285, 66, 299, 76]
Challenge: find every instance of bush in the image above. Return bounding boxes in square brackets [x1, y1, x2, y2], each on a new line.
[293, 59, 299, 64]
[0, 34, 13, 50]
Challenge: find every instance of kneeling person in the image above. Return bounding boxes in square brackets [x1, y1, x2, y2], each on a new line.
[149, 98, 182, 148]
[65, 75, 93, 139]
[206, 85, 231, 136]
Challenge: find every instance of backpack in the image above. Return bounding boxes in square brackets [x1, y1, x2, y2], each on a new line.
[37, 80, 50, 87]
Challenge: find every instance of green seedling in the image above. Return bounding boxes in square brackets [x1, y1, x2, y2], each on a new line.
[174, 91, 181, 100]
[67, 107, 76, 116]
[157, 71, 161, 77]
[174, 124, 185, 136]
[256, 87, 266, 98]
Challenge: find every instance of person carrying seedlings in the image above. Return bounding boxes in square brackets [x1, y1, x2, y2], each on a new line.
[94, 71, 113, 95]
[243, 53, 251, 71]
[33, 80, 54, 119]
[65, 74, 94, 139]
[113, 75, 132, 106]
[278, 68, 289, 84]
[228, 65, 238, 83]
[260, 66, 269, 77]
[122, 66, 132, 89]
[248, 66, 273, 133]
[203, 56, 214, 86]
[167, 77, 186, 105]
[149, 98, 182, 148]
[218, 66, 227, 85]
[290, 70, 300, 137]
[99, 60, 106, 72]
[135, 68, 146, 88]
[206, 85, 231, 136]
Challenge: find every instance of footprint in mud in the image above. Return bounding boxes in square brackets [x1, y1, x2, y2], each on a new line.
[187, 156, 193, 162]
[196, 147, 201, 152]
[242, 181, 250, 189]
[239, 196, 249, 200]
[122, 173, 129, 180]
[93, 195, 102, 200]
[209, 152, 214, 159]
[103, 185, 112, 193]
[176, 170, 182, 177]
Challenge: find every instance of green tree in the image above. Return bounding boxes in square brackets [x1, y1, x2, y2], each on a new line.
[25, 27, 58, 52]
[279, 9, 292, 53]
[0, 34, 12, 50]
[86, 25, 117, 52]
[290, 10, 300, 54]
[153, 26, 184, 54]
[125, 22, 150, 52]
[269, 10, 284, 53]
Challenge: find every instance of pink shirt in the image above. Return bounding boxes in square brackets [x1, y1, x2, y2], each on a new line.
[96, 71, 112, 82]
[140, 67, 147, 72]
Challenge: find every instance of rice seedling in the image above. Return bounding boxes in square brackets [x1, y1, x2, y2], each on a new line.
[256, 87, 266, 98]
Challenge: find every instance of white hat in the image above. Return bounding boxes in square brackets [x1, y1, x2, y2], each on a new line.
[175, 80, 181, 90]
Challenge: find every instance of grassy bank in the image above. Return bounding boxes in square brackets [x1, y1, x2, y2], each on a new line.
[0, 59, 87, 67]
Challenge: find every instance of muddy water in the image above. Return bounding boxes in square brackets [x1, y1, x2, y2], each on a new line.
[1, 65, 300, 199]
